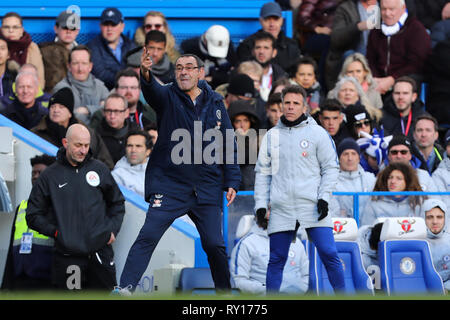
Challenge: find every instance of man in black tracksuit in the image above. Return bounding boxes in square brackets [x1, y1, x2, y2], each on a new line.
[26, 124, 125, 290]
[117, 51, 241, 293]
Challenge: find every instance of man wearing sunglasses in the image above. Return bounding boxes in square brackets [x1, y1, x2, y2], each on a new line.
[88, 7, 135, 90]
[40, 10, 80, 92]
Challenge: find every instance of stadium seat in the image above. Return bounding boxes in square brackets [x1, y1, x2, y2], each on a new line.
[234, 214, 254, 246]
[378, 217, 445, 295]
[178, 267, 239, 294]
[308, 218, 374, 295]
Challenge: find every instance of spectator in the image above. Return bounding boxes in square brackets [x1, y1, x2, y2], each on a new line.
[288, 56, 324, 113]
[111, 129, 152, 197]
[237, 2, 301, 72]
[133, 10, 180, 64]
[330, 138, 376, 219]
[413, 0, 450, 30]
[254, 84, 345, 293]
[91, 68, 156, 130]
[327, 76, 382, 123]
[264, 92, 283, 129]
[424, 198, 450, 292]
[94, 93, 140, 165]
[0, 12, 45, 89]
[360, 162, 425, 226]
[53, 45, 110, 125]
[325, 0, 380, 90]
[344, 103, 375, 140]
[412, 114, 445, 175]
[337, 53, 383, 109]
[87, 7, 135, 90]
[142, 30, 175, 85]
[366, 0, 432, 94]
[31, 87, 114, 170]
[318, 98, 351, 147]
[0, 35, 18, 99]
[27, 124, 125, 290]
[2, 154, 55, 290]
[268, 77, 291, 97]
[385, 134, 439, 193]
[181, 25, 237, 89]
[227, 99, 261, 191]
[432, 130, 450, 212]
[430, 19, 450, 48]
[381, 76, 425, 141]
[250, 31, 288, 98]
[357, 222, 383, 270]
[0, 71, 48, 129]
[229, 215, 309, 295]
[39, 10, 80, 93]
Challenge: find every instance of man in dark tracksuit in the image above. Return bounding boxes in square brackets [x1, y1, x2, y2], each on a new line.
[26, 124, 125, 290]
[118, 52, 241, 293]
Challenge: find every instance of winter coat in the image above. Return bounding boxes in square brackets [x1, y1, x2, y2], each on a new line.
[140, 72, 241, 205]
[0, 96, 48, 130]
[411, 141, 445, 175]
[297, 0, 342, 30]
[31, 116, 114, 170]
[254, 115, 339, 234]
[430, 19, 450, 48]
[360, 196, 424, 226]
[230, 223, 309, 294]
[366, 16, 431, 79]
[87, 34, 136, 90]
[26, 148, 125, 255]
[111, 155, 147, 197]
[39, 41, 70, 93]
[330, 165, 376, 219]
[427, 227, 450, 291]
[432, 156, 450, 218]
[357, 224, 379, 270]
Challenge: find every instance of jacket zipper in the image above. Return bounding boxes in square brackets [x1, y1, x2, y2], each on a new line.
[384, 36, 391, 76]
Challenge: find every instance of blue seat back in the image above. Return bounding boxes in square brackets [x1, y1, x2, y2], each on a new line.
[379, 240, 445, 295]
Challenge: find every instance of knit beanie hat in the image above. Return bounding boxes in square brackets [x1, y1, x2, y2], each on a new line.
[49, 87, 74, 114]
[388, 134, 412, 152]
[227, 74, 255, 98]
[337, 137, 360, 158]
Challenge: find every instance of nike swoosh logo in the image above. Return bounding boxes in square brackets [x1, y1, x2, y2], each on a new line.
[58, 183, 68, 188]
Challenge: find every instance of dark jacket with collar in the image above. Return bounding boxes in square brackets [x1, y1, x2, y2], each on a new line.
[366, 15, 432, 79]
[87, 34, 136, 90]
[411, 141, 445, 175]
[381, 94, 425, 141]
[0, 96, 48, 130]
[140, 73, 241, 204]
[26, 147, 125, 255]
[237, 30, 301, 72]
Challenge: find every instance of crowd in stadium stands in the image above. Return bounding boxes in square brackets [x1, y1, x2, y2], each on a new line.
[0, 0, 450, 293]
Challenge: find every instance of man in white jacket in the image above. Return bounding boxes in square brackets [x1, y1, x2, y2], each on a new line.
[229, 215, 309, 295]
[254, 84, 345, 293]
[111, 129, 152, 197]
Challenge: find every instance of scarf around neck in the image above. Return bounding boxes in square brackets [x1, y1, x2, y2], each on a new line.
[6, 31, 32, 65]
[381, 10, 408, 37]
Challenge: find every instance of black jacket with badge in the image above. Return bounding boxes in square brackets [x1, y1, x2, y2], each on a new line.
[26, 147, 125, 256]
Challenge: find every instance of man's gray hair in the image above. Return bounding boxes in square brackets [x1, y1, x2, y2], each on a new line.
[104, 92, 128, 110]
[15, 71, 39, 88]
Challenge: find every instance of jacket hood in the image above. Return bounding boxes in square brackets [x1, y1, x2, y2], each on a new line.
[249, 222, 269, 239]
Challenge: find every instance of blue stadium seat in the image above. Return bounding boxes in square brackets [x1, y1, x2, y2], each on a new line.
[378, 217, 445, 295]
[178, 267, 239, 294]
[308, 218, 374, 295]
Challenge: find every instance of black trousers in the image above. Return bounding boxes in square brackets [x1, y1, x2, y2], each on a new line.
[51, 245, 117, 290]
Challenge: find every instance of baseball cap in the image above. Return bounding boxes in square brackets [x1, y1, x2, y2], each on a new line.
[101, 7, 123, 25]
[260, 2, 282, 19]
[56, 10, 80, 30]
[204, 25, 230, 59]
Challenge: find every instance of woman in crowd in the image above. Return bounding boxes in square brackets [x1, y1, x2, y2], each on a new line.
[360, 162, 426, 226]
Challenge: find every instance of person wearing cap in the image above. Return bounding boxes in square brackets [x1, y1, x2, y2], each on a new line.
[31, 87, 114, 170]
[344, 103, 375, 140]
[181, 25, 237, 89]
[251, 31, 288, 98]
[381, 76, 426, 141]
[39, 9, 80, 93]
[384, 134, 439, 195]
[432, 129, 450, 213]
[254, 84, 345, 293]
[53, 45, 110, 126]
[228, 99, 262, 191]
[237, 1, 301, 73]
[329, 137, 376, 219]
[424, 198, 450, 292]
[411, 113, 445, 175]
[87, 7, 135, 90]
